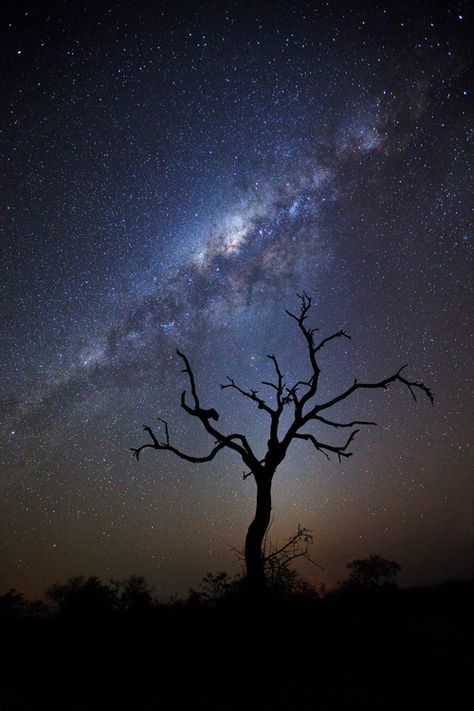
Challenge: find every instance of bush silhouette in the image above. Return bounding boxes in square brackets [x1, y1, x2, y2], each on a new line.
[46, 576, 117, 618]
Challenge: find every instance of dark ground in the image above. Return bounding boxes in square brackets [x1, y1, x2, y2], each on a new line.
[1, 581, 472, 710]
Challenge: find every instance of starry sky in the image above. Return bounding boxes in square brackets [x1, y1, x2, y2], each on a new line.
[1, 0, 473, 600]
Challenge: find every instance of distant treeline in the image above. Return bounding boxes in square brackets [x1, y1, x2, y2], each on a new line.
[0, 553, 471, 621]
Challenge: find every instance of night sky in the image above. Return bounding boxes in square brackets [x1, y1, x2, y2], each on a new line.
[1, 0, 473, 600]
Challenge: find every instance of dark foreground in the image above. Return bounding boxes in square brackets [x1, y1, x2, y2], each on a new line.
[1, 581, 472, 711]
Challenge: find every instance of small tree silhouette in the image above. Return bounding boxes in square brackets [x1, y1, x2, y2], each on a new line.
[188, 571, 239, 605]
[111, 575, 155, 613]
[0, 589, 27, 621]
[132, 293, 432, 595]
[340, 554, 401, 592]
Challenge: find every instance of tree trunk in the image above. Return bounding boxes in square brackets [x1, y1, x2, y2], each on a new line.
[245, 474, 273, 595]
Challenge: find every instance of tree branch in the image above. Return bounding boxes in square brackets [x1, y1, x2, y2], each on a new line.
[285, 295, 320, 417]
[178, 349, 219, 421]
[264, 524, 325, 573]
[132, 351, 262, 472]
[242, 459, 266, 480]
[293, 429, 360, 462]
[220, 376, 275, 415]
[266, 353, 286, 446]
[285, 294, 351, 419]
[265, 524, 312, 562]
[176, 350, 259, 468]
[221, 354, 288, 451]
[314, 329, 351, 352]
[315, 365, 434, 414]
[313, 415, 377, 428]
[231, 524, 325, 571]
[130, 422, 228, 463]
[266, 354, 284, 409]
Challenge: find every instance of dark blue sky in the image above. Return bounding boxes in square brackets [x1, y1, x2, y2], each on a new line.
[1, 0, 472, 599]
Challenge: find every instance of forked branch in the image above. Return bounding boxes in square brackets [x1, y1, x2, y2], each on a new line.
[130, 421, 227, 463]
[284, 293, 351, 414]
[294, 429, 360, 462]
[279, 295, 433, 452]
[264, 524, 324, 571]
[220, 376, 274, 415]
[131, 350, 260, 472]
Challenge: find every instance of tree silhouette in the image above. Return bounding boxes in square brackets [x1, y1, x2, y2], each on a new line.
[342, 554, 402, 591]
[131, 293, 433, 595]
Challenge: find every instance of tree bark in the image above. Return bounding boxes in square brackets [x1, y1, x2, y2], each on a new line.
[245, 474, 273, 594]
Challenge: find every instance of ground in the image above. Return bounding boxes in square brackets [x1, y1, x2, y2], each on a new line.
[1, 581, 472, 710]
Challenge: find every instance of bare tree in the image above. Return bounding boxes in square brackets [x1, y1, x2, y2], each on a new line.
[131, 293, 433, 595]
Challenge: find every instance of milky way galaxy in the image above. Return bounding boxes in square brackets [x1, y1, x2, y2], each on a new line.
[1, 1, 473, 599]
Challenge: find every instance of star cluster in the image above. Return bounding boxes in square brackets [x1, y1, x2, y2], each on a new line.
[0, 0, 472, 599]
